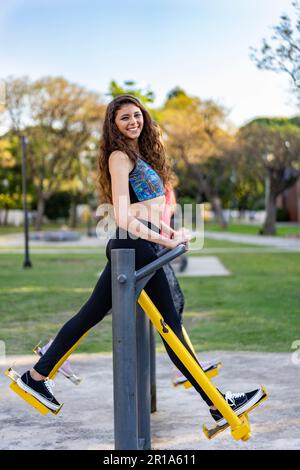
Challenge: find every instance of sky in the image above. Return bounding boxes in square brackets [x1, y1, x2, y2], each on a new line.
[0, 0, 299, 128]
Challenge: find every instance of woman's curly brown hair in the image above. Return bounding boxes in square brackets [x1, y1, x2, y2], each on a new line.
[97, 94, 174, 204]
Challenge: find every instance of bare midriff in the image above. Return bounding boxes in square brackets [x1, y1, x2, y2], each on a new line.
[129, 194, 166, 230]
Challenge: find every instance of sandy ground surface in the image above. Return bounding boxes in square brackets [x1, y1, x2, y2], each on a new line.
[0, 351, 299, 450]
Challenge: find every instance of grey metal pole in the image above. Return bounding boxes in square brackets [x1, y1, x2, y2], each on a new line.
[136, 304, 151, 449]
[111, 243, 187, 450]
[150, 322, 157, 413]
[111, 248, 138, 450]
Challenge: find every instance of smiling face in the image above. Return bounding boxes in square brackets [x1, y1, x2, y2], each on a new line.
[114, 103, 144, 141]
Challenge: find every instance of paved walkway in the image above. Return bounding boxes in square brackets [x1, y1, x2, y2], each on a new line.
[0, 233, 107, 248]
[169, 256, 230, 277]
[204, 231, 300, 251]
[0, 351, 299, 450]
[97, 256, 231, 277]
[1, 231, 300, 255]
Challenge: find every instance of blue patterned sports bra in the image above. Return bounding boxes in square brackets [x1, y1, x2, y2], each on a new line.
[129, 158, 165, 203]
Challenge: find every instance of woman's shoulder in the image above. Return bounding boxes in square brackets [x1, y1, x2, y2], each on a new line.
[108, 150, 133, 173]
[109, 149, 130, 162]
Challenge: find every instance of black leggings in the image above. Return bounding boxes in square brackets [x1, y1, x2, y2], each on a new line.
[34, 222, 213, 406]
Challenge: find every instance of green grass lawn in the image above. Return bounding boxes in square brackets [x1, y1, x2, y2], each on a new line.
[0, 240, 299, 355]
[205, 222, 300, 237]
[181, 251, 300, 353]
[0, 252, 113, 355]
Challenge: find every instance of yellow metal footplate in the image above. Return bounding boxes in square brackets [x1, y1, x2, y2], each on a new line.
[174, 361, 223, 389]
[205, 362, 223, 379]
[5, 368, 63, 416]
[203, 386, 268, 440]
[138, 290, 268, 442]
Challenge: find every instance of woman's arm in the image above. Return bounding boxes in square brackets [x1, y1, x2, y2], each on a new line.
[159, 219, 176, 239]
[109, 151, 173, 247]
[160, 220, 192, 244]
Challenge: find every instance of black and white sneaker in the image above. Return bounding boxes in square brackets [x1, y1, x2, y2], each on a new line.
[210, 387, 264, 426]
[17, 370, 61, 411]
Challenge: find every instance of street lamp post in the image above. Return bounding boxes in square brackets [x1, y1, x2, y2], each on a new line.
[21, 135, 32, 268]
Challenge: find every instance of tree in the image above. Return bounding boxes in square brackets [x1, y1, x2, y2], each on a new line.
[2, 76, 32, 132]
[2, 76, 106, 229]
[230, 154, 265, 214]
[0, 135, 23, 225]
[166, 86, 187, 101]
[107, 80, 155, 105]
[237, 118, 300, 234]
[159, 91, 235, 228]
[250, 0, 300, 100]
[59, 138, 99, 228]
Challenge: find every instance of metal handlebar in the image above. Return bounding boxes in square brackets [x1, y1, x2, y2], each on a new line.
[135, 243, 188, 282]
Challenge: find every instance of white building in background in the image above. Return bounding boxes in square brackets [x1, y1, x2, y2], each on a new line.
[0, 209, 26, 226]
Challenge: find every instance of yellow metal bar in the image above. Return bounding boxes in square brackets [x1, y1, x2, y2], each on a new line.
[181, 326, 197, 356]
[138, 290, 251, 441]
[181, 326, 222, 382]
[182, 365, 220, 389]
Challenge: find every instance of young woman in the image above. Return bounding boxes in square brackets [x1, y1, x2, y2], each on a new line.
[17, 94, 264, 426]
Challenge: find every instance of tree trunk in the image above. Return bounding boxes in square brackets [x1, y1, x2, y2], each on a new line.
[4, 205, 9, 225]
[35, 196, 45, 231]
[211, 195, 228, 229]
[69, 196, 77, 228]
[262, 191, 277, 235]
[180, 156, 228, 229]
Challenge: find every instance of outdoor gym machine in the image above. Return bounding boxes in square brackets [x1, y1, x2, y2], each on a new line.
[111, 244, 267, 450]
